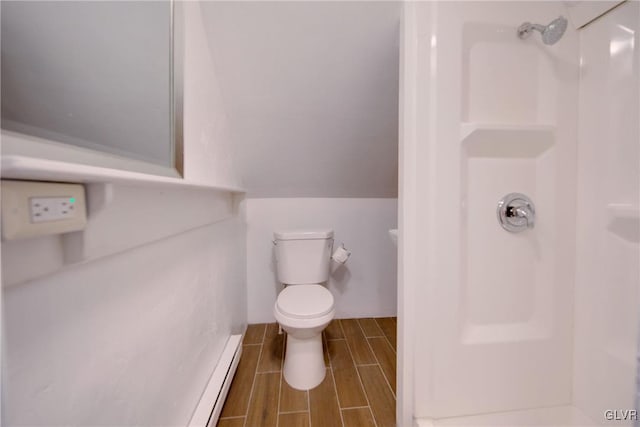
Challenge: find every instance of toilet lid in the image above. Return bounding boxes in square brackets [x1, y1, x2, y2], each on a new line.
[276, 285, 334, 319]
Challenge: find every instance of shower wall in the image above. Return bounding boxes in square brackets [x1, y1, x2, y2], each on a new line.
[405, 1, 579, 420]
[573, 2, 640, 424]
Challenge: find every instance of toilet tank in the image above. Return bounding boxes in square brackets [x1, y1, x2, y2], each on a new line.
[273, 229, 334, 285]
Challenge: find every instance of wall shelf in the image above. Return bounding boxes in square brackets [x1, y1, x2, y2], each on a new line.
[606, 203, 640, 243]
[2, 154, 245, 274]
[460, 123, 556, 141]
[460, 123, 555, 158]
[1, 155, 245, 193]
[606, 203, 640, 219]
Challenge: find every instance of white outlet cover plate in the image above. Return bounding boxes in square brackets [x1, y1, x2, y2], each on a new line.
[2, 180, 87, 240]
[30, 196, 79, 222]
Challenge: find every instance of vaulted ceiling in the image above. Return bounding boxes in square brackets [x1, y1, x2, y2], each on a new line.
[200, 2, 400, 198]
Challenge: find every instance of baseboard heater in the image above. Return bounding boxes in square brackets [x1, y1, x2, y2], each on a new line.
[189, 334, 243, 427]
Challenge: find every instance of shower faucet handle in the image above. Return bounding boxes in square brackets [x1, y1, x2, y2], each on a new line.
[497, 193, 536, 233]
[507, 205, 534, 228]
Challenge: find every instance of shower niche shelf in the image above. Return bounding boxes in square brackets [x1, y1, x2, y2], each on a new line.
[607, 203, 640, 218]
[606, 203, 640, 243]
[460, 123, 555, 158]
[460, 122, 557, 334]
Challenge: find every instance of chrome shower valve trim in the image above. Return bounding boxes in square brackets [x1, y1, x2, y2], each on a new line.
[497, 193, 536, 233]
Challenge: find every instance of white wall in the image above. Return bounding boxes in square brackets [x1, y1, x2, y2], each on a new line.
[3, 216, 245, 425]
[573, 2, 640, 424]
[198, 2, 402, 328]
[201, 1, 400, 198]
[1, 2, 246, 425]
[245, 198, 397, 324]
[182, 1, 240, 188]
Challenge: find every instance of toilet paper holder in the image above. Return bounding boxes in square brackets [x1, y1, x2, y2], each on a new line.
[331, 244, 351, 264]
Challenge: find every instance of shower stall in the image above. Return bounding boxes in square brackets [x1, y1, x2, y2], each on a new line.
[399, 1, 639, 426]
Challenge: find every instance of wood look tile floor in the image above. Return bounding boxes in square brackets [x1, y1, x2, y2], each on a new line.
[218, 317, 397, 427]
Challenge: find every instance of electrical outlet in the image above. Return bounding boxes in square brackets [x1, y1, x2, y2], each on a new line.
[2, 180, 87, 240]
[30, 197, 78, 222]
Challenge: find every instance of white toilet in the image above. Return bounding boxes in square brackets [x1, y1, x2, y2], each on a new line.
[273, 229, 335, 390]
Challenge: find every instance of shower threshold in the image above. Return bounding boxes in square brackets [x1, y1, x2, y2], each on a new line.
[414, 405, 596, 426]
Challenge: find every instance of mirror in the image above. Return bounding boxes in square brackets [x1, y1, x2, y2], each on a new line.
[1, 1, 182, 176]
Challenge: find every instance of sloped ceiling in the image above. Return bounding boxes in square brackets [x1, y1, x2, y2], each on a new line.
[200, 1, 400, 198]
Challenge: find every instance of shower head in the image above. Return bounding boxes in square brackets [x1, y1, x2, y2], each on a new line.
[517, 16, 567, 45]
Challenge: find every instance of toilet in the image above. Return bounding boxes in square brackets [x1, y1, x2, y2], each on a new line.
[273, 229, 335, 390]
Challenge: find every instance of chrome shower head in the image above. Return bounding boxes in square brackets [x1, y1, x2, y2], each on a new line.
[517, 16, 567, 45]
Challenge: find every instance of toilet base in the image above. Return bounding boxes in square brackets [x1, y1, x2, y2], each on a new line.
[283, 333, 326, 390]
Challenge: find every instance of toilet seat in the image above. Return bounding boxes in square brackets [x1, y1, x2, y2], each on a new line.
[276, 285, 334, 319]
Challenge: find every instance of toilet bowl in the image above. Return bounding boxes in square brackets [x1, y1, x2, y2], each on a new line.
[274, 284, 335, 390]
[272, 229, 335, 390]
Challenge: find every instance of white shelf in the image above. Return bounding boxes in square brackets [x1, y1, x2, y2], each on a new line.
[606, 203, 639, 243]
[460, 123, 555, 159]
[1, 155, 245, 193]
[606, 203, 640, 219]
[460, 123, 555, 141]
[388, 228, 398, 245]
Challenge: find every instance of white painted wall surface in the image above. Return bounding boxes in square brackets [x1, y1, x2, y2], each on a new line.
[3, 217, 245, 425]
[201, 1, 399, 198]
[573, 2, 640, 424]
[245, 198, 397, 323]
[2, 2, 246, 425]
[182, 1, 240, 189]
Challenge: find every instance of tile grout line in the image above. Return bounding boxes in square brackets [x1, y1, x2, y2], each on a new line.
[323, 331, 329, 372]
[374, 318, 396, 354]
[306, 382, 312, 427]
[241, 323, 267, 427]
[325, 327, 342, 426]
[352, 319, 383, 427]
[387, 318, 398, 360]
[326, 331, 346, 427]
[329, 371, 346, 427]
[339, 319, 379, 427]
[365, 320, 397, 400]
[371, 317, 397, 359]
[276, 329, 285, 427]
[279, 410, 309, 415]
[357, 318, 386, 339]
[365, 336, 397, 400]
